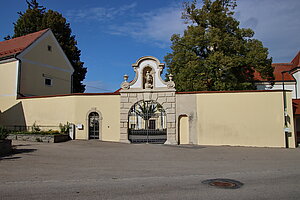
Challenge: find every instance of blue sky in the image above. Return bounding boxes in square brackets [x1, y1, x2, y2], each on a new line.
[1, 0, 300, 92]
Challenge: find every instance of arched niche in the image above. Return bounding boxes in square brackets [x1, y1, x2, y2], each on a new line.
[142, 66, 154, 89]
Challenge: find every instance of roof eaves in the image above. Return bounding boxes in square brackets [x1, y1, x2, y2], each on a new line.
[0, 54, 17, 61]
[16, 29, 49, 58]
[272, 63, 293, 65]
[254, 80, 296, 83]
[0, 29, 49, 60]
[17, 92, 120, 99]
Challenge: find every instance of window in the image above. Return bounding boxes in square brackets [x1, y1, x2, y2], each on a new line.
[45, 78, 52, 86]
[47, 45, 52, 52]
[149, 120, 156, 129]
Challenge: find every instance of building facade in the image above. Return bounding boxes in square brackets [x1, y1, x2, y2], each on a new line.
[255, 51, 300, 99]
[0, 30, 297, 148]
[255, 51, 300, 144]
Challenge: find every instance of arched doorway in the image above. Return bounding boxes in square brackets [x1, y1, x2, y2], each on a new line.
[128, 100, 167, 143]
[178, 115, 189, 144]
[88, 112, 100, 139]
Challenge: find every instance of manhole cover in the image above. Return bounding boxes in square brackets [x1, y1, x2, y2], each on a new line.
[202, 179, 243, 189]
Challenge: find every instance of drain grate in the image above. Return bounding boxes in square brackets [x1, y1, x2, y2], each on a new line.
[202, 179, 243, 189]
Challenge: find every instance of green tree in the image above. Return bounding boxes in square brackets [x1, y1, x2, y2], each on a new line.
[165, 0, 274, 92]
[134, 101, 158, 129]
[13, 0, 87, 93]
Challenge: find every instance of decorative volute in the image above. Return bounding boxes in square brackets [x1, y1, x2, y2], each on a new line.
[121, 56, 175, 91]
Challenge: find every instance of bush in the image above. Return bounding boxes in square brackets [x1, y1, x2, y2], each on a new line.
[32, 122, 41, 132]
[0, 126, 9, 140]
[59, 122, 70, 134]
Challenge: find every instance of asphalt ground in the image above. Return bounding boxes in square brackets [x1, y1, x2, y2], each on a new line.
[0, 140, 300, 200]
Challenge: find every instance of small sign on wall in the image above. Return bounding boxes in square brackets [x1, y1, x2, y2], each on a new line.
[77, 124, 84, 130]
[284, 127, 291, 133]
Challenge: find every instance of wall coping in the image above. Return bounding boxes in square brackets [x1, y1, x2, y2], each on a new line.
[176, 90, 292, 95]
[16, 90, 291, 99]
[17, 92, 120, 99]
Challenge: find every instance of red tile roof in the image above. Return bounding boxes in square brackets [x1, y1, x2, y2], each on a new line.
[293, 99, 300, 115]
[254, 52, 300, 82]
[0, 29, 49, 59]
[291, 51, 300, 67]
[113, 88, 121, 94]
[254, 63, 296, 82]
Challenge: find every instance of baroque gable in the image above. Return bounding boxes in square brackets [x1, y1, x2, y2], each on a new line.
[121, 56, 175, 91]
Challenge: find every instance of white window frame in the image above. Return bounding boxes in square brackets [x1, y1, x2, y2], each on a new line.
[44, 77, 53, 86]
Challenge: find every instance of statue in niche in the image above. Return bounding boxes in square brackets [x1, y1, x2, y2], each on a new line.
[144, 71, 153, 89]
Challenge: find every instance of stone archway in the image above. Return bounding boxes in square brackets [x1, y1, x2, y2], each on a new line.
[119, 56, 177, 144]
[128, 100, 167, 143]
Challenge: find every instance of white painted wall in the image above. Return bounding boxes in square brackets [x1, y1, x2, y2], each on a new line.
[256, 83, 296, 99]
[292, 71, 300, 99]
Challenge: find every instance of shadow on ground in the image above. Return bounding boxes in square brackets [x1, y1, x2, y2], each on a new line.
[163, 144, 206, 149]
[12, 148, 37, 155]
[0, 145, 37, 160]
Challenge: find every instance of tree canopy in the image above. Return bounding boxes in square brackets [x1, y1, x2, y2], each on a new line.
[13, 0, 87, 93]
[165, 0, 274, 92]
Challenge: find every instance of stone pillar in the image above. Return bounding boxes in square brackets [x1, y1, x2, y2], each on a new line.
[161, 91, 177, 145]
[120, 92, 131, 143]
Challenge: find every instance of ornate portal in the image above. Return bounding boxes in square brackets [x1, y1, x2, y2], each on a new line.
[119, 56, 177, 145]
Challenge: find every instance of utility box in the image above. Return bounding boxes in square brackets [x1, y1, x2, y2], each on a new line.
[69, 124, 76, 140]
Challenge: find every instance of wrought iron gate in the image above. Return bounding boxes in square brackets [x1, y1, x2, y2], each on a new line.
[128, 100, 167, 144]
[89, 112, 99, 139]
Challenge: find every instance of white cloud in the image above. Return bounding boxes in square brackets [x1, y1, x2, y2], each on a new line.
[105, 0, 300, 59]
[68, 0, 300, 58]
[107, 6, 187, 47]
[67, 2, 187, 48]
[236, 0, 300, 62]
[143, 8, 186, 42]
[66, 3, 137, 22]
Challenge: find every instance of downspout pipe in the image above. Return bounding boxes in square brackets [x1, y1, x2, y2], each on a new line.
[71, 74, 74, 93]
[281, 70, 290, 148]
[14, 55, 24, 98]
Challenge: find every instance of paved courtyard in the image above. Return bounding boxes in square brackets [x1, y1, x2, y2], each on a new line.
[0, 140, 300, 200]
